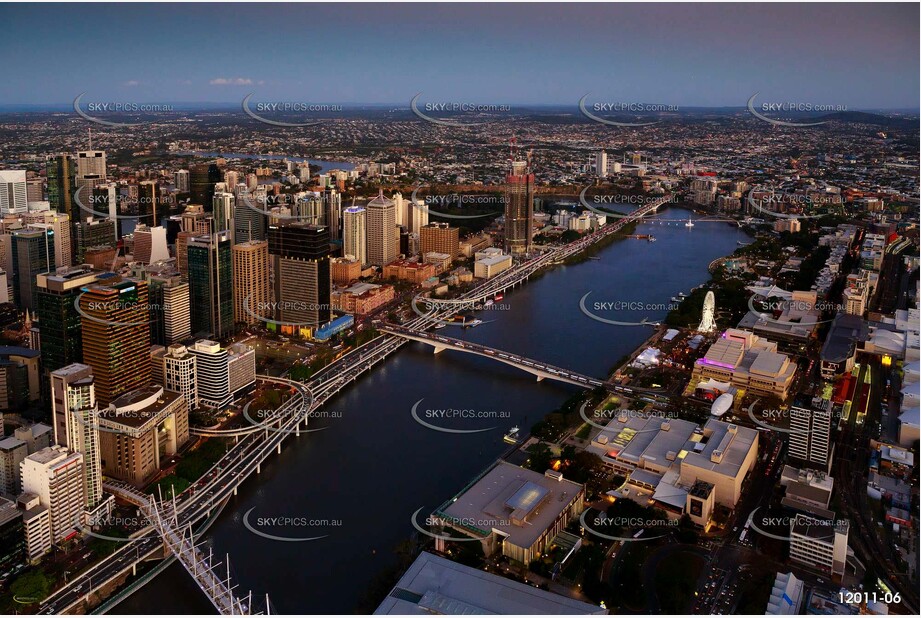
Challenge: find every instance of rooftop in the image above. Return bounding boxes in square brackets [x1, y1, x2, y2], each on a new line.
[374, 552, 605, 615]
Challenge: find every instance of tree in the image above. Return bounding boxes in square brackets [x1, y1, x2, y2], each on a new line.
[10, 570, 50, 604]
[526, 442, 553, 472]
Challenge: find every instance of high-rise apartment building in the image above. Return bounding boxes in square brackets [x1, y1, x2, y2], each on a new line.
[213, 191, 234, 232]
[419, 222, 459, 259]
[503, 158, 534, 255]
[188, 339, 230, 408]
[174, 169, 190, 193]
[789, 405, 834, 472]
[79, 278, 151, 406]
[232, 240, 270, 326]
[366, 191, 398, 267]
[154, 343, 198, 411]
[76, 151, 107, 179]
[343, 206, 367, 266]
[49, 363, 102, 509]
[20, 446, 85, 544]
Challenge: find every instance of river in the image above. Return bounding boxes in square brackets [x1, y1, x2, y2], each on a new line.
[116, 208, 748, 614]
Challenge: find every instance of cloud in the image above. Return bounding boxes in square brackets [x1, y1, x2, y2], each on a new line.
[123, 80, 140, 87]
[210, 77, 253, 86]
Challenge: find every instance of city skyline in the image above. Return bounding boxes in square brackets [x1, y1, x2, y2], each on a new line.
[0, 3, 918, 108]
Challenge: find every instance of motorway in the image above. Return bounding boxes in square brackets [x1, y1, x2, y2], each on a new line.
[38, 197, 669, 615]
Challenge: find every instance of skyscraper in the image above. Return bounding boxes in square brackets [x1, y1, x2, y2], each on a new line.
[148, 274, 192, 345]
[20, 446, 85, 544]
[76, 150, 106, 179]
[46, 155, 77, 223]
[74, 218, 117, 263]
[789, 405, 834, 472]
[11, 226, 55, 310]
[137, 180, 160, 226]
[324, 188, 342, 241]
[503, 157, 534, 256]
[268, 223, 331, 330]
[190, 163, 221, 210]
[343, 206, 367, 266]
[49, 363, 102, 509]
[212, 191, 234, 232]
[595, 150, 608, 178]
[232, 240, 270, 326]
[187, 231, 234, 338]
[420, 222, 460, 259]
[233, 186, 267, 243]
[188, 339, 230, 408]
[366, 191, 398, 267]
[35, 266, 107, 377]
[174, 169, 190, 193]
[0, 170, 28, 215]
[79, 278, 151, 406]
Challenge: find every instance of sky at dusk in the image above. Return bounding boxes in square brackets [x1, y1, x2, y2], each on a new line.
[1, 2, 918, 109]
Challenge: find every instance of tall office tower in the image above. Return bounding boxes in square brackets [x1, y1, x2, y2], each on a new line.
[187, 231, 234, 339]
[49, 364, 102, 509]
[268, 223, 331, 329]
[366, 191, 398, 267]
[35, 266, 105, 376]
[25, 212, 72, 268]
[188, 339, 230, 408]
[137, 180, 160, 226]
[789, 405, 834, 472]
[408, 196, 429, 234]
[76, 150, 107, 179]
[46, 155, 77, 222]
[343, 206, 367, 265]
[503, 158, 534, 256]
[75, 175, 107, 223]
[74, 218, 117, 263]
[324, 188, 342, 241]
[79, 278, 151, 406]
[419, 222, 460, 259]
[20, 446, 85, 544]
[0, 170, 28, 215]
[156, 343, 198, 411]
[148, 274, 191, 345]
[11, 226, 55, 310]
[90, 182, 119, 220]
[595, 150, 608, 178]
[232, 240, 270, 326]
[392, 192, 407, 229]
[233, 190, 266, 243]
[26, 178, 43, 204]
[174, 169, 190, 193]
[131, 224, 169, 264]
[212, 192, 234, 232]
[190, 163, 221, 210]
